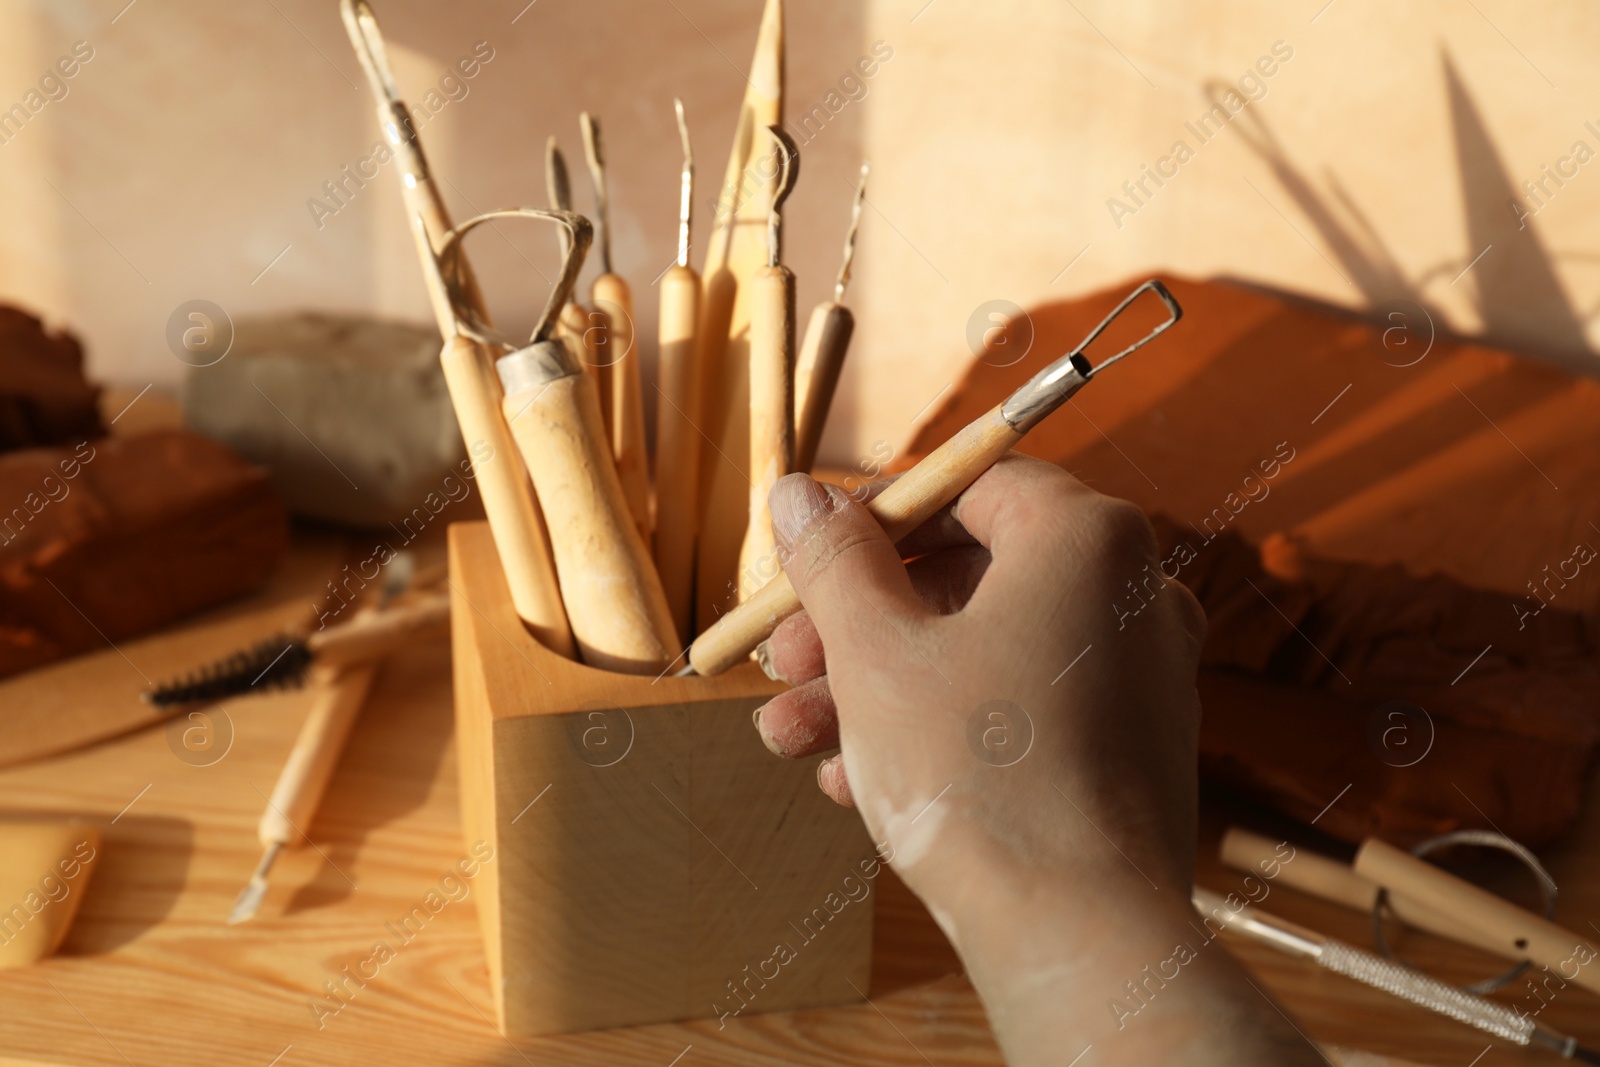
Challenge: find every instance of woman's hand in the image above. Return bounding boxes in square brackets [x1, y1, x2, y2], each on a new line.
[750, 456, 1325, 1066]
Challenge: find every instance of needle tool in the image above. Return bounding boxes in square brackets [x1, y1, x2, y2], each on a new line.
[736, 127, 799, 601]
[440, 208, 680, 673]
[683, 279, 1182, 676]
[581, 113, 651, 543]
[793, 161, 867, 474]
[653, 98, 704, 638]
[228, 557, 419, 925]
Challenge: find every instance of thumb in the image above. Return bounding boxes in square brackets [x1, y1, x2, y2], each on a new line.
[769, 474, 927, 645]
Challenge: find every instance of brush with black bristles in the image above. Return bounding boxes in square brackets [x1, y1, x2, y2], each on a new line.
[144, 588, 450, 709]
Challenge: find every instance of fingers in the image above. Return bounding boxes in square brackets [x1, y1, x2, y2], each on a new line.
[758, 545, 993, 686]
[770, 474, 927, 644]
[817, 754, 855, 807]
[752, 675, 839, 757]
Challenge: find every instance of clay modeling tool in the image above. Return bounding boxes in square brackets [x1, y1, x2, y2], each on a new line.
[792, 160, 867, 474]
[1220, 828, 1523, 963]
[144, 590, 449, 708]
[547, 138, 609, 435]
[228, 559, 415, 925]
[1193, 888, 1600, 1062]
[340, 0, 484, 326]
[441, 208, 680, 674]
[1355, 837, 1600, 998]
[581, 113, 651, 544]
[693, 0, 784, 631]
[653, 98, 703, 639]
[684, 279, 1182, 676]
[737, 127, 799, 602]
[343, 1, 572, 657]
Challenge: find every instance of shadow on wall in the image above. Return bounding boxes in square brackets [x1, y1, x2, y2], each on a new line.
[1217, 48, 1595, 375]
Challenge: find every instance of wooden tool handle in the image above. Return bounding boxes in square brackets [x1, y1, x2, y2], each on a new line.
[502, 369, 681, 673]
[307, 591, 450, 667]
[594, 272, 651, 544]
[259, 663, 379, 849]
[792, 300, 855, 474]
[690, 403, 1020, 675]
[438, 336, 576, 658]
[653, 264, 702, 639]
[559, 302, 612, 441]
[1219, 829, 1498, 957]
[1354, 837, 1600, 994]
[738, 265, 795, 601]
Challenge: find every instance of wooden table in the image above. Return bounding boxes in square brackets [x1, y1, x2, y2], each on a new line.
[1, 525, 1596, 1067]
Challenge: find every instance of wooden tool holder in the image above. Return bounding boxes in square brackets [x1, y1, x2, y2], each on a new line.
[448, 522, 875, 1036]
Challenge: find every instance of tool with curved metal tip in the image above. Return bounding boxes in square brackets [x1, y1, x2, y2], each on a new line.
[654, 98, 704, 639]
[737, 128, 800, 602]
[684, 279, 1183, 676]
[793, 160, 867, 474]
[340, 1, 569, 655]
[439, 209, 679, 673]
[581, 113, 651, 544]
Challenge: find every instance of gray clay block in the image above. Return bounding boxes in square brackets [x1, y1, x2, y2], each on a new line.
[182, 312, 463, 527]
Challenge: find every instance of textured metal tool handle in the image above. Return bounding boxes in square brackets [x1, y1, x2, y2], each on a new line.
[1317, 941, 1533, 1046]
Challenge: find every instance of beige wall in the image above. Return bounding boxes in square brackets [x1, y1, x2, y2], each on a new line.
[2, 0, 1595, 467]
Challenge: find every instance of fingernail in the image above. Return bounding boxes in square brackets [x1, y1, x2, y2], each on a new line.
[770, 474, 835, 549]
[752, 703, 765, 729]
[754, 639, 779, 680]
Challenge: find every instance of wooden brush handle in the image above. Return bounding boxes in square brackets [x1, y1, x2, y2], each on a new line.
[307, 592, 450, 667]
[690, 403, 1020, 675]
[792, 301, 855, 474]
[1219, 829, 1500, 957]
[503, 365, 680, 673]
[260, 663, 379, 849]
[438, 336, 575, 658]
[594, 272, 651, 545]
[738, 266, 795, 602]
[653, 264, 702, 639]
[1354, 837, 1600, 994]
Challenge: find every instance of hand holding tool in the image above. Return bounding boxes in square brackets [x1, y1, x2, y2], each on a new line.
[737, 128, 799, 601]
[441, 209, 680, 673]
[581, 113, 652, 544]
[653, 98, 703, 637]
[793, 161, 867, 474]
[685, 280, 1182, 676]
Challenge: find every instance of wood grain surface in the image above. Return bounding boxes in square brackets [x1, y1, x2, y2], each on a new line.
[0, 393, 1594, 1065]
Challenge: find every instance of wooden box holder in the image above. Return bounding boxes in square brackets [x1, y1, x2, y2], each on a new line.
[448, 522, 875, 1036]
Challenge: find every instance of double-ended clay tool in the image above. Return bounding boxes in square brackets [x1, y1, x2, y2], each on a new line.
[343, 0, 573, 659]
[547, 139, 609, 437]
[435, 208, 680, 674]
[683, 279, 1183, 676]
[737, 127, 800, 601]
[792, 161, 867, 475]
[653, 98, 702, 639]
[1193, 888, 1600, 1062]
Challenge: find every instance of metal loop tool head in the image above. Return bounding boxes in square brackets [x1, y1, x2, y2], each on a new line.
[834, 161, 868, 304]
[765, 126, 800, 267]
[1000, 279, 1182, 433]
[423, 208, 593, 353]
